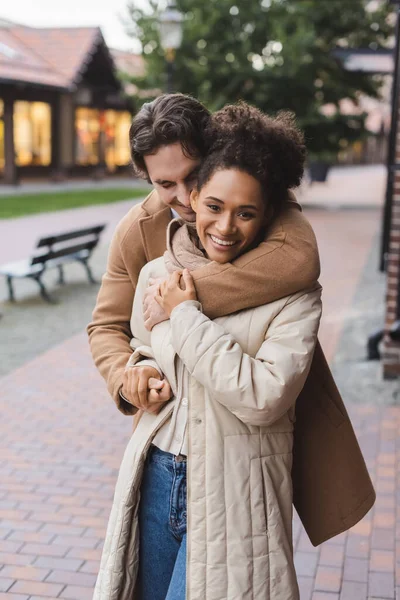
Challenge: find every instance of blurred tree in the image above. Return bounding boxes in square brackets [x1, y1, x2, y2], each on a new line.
[126, 0, 393, 160]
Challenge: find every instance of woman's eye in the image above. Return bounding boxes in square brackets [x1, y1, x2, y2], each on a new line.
[239, 212, 254, 220]
[207, 204, 220, 212]
[162, 183, 173, 189]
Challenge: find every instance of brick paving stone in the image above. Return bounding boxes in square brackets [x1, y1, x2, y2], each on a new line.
[368, 572, 395, 599]
[29, 512, 71, 524]
[40, 524, 86, 536]
[346, 534, 370, 560]
[0, 540, 24, 553]
[343, 557, 369, 583]
[65, 548, 102, 561]
[51, 535, 99, 549]
[340, 581, 368, 600]
[33, 557, 84, 571]
[45, 570, 97, 587]
[370, 550, 395, 573]
[8, 581, 65, 596]
[19, 544, 70, 558]
[315, 566, 342, 593]
[0, 565, 50, 582]
[7, 532, 56, 545]
[294, 551, 319, 577]
[0, 594, 29, 600]
[58, 584, 94, 599]
[78, 560, 99, 574]
[297, 576, 314, 600]
[320, 544, 345, 568]
[0, 552, 35, 566]
[371, 528, 395, 551]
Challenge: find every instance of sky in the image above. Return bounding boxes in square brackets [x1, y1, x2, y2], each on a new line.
[0, 0, 146, 51]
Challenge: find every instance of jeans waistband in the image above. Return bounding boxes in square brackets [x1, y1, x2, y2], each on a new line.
[149, 445, 187, 466]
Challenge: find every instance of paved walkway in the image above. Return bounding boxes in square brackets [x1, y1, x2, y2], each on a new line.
[0, 165, 399, 599]
[298, 164, 386, 210]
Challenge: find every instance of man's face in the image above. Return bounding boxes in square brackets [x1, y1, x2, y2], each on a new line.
[144, 143, 201, 222]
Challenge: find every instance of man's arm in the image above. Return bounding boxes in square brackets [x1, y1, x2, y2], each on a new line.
[192, 202, 320, 319]
[87, 204, 148, 414]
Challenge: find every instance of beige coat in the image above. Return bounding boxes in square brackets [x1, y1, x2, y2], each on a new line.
[88, 190, 375, 548]
[93, 250, 323, 600]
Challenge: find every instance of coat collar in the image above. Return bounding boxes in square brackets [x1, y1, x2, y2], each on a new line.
[139, 190, 172, 261]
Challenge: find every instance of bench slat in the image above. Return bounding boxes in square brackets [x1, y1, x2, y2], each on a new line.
[37, 224, 106, 248]
[31, 240, 98, 265]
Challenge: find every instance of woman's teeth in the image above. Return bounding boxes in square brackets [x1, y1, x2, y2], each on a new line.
[210, 235, 236, 247]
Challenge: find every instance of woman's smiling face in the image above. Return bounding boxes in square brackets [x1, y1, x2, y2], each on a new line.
[191, 169, 267, 263]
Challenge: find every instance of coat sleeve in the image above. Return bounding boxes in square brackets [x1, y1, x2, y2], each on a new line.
[169, 287, 322, 427]
[87, 202, 148, 414]
[191, 200, 320, 319]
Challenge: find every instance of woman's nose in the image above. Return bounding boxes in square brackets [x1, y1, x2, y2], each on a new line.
[217, 216, 236, 235]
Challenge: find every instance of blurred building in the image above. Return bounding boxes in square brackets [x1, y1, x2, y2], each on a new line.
[0, 19, 135, 184]
[332, 49, 393, 165]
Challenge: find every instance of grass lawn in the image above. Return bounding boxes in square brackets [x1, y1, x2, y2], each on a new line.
[0, 187, 150, 219]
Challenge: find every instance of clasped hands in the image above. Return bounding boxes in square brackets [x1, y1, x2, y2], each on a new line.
[143, 269, 197, 331]
[122, 270, 197, 413]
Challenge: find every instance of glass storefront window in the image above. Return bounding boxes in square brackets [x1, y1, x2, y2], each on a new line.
[75, 108, 100, 165]
[14, 101, 51, 166]
[0, 99, 4, 174]
[104, 110, 131, 171]
[75, 107, 131, 170]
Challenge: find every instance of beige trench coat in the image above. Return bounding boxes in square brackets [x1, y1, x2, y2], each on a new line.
[93, 255, 322, 600]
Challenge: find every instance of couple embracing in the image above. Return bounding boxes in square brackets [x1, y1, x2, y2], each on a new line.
[89, 94, 375, 600]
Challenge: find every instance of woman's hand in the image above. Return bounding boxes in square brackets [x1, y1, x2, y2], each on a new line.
[155, 269, 197, 317]
[143, 277, 169, 331]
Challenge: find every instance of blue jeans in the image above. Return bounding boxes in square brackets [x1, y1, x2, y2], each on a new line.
[136, 446, 187, 600]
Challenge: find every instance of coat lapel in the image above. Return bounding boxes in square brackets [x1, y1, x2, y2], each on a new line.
[139, 194, 172, 261]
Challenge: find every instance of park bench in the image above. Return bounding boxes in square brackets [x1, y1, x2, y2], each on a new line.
[0, 224, 106, 303]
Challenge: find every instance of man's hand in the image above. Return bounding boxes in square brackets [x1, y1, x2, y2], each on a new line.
[122, 365, 172, 414]
[155, 269, 197, 317]
[143, 277, 169, 331]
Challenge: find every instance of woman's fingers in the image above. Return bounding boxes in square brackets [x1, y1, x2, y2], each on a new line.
[167, 271, 183, 290]
[148, 377, 164, 389]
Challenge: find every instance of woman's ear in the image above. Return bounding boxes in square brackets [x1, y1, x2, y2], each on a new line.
[190, 189, 199, 212]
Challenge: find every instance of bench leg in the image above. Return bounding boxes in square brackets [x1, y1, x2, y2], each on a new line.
[57, 265, 65, 285]
[32, 275, 55, 304]
[80, 258, 97, 284]
[6, 275, 16, 302]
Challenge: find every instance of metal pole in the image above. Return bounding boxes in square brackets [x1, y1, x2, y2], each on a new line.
[166, 59, 174, 93]
[380, 4, 400, 271]
[165, 48, 176, 94]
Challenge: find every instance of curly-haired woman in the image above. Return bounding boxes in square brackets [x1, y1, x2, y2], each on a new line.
[94, 103, 322, 600]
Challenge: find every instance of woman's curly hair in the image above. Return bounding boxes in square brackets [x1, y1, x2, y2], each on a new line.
[198, 102, 306, 217]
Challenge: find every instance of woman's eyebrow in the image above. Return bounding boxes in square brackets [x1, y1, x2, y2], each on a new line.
[205, 196, 223, 203]
[205, 196, 259, 210]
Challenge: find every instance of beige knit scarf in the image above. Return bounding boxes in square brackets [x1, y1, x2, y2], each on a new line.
[163, 218, 211, 273]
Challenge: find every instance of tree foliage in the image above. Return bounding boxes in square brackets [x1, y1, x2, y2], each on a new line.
[126, 0, 393, 158]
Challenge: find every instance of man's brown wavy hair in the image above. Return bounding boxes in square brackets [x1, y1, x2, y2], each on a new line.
[129, 94, 211, 181]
